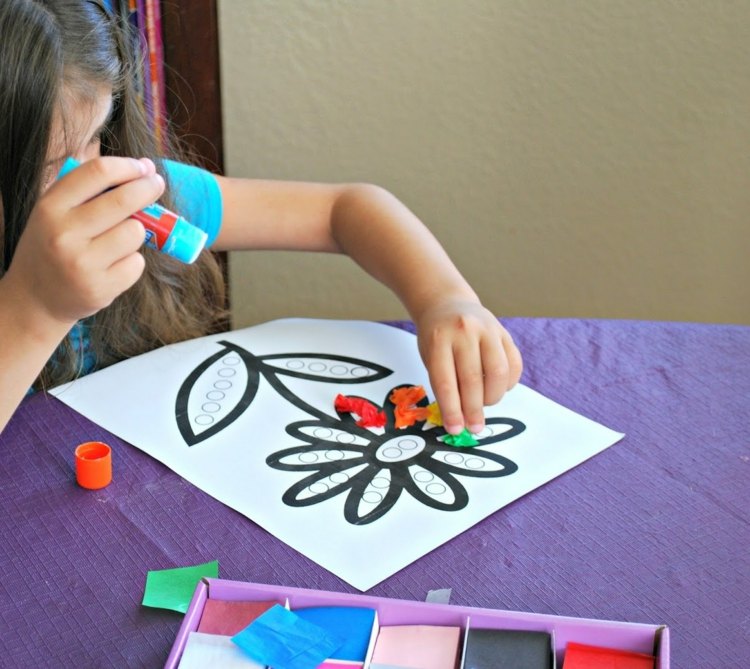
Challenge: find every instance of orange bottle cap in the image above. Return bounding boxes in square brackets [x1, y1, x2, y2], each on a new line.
[75, 441, 112, 490]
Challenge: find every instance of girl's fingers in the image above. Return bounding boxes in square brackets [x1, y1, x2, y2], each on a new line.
[89, 217, 146, 266]
[499, 328, 523, 388]
[46, 156, 163, 239]
[79, 172, 164, 237]
[426, 339, 464, 435]
[49, 156, 149, 209]
[480, 329, 510, 407]
[454, 338, 488, 434]
[104, 250, 147, 295]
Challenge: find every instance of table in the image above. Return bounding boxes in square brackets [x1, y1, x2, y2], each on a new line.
[1, 318, 748, 667]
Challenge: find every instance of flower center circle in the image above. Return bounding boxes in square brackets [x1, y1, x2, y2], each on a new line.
[375, 435, 426, 463]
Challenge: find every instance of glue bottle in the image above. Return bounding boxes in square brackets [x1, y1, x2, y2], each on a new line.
[57, 157, 208, 264]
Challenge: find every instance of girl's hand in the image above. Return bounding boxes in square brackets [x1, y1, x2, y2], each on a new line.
[3, 156, 164, 327]
[415, 299, 523, 435]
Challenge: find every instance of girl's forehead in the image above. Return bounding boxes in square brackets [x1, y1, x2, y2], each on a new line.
[48, 86, 113, 160]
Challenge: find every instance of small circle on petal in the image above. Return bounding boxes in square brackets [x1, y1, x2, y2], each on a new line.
[465, 458, 486, 469]
[325, 450, 345, 461]
[425, 482, 447, 495]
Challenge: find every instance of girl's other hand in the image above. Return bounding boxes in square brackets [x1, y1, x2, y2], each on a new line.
[3, 156, 164, 327]
[415, 299, 523, 435]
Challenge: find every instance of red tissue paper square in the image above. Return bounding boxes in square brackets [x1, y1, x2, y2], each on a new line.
[563, 641, 655, 669]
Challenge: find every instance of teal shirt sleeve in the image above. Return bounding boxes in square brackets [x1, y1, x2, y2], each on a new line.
[162, 160, 223, 248]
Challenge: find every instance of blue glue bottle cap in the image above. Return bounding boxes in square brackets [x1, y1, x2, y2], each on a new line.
[160, 215, 208, 264]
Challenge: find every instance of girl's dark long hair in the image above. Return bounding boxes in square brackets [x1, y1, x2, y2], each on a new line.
[0, 0, 226, 389]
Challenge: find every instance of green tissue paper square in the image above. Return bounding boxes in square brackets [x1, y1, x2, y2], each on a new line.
[142, 559, 219, 613]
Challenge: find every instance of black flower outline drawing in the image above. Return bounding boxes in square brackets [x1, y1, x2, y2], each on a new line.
[266, 385, 525, 525]
[176, 340, 525, 525]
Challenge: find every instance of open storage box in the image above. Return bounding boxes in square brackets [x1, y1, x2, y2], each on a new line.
[166, 578, 669, 668]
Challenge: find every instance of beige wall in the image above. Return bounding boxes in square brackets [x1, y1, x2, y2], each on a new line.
[218, 0, 750, 327]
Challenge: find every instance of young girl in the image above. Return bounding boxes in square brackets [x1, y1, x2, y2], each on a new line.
[0, 0, 522, 436]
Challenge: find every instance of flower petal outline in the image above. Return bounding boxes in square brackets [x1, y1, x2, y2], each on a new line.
[176, 341, 259, 446]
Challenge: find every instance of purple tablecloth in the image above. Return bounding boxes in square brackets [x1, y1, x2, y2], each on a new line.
[1, 318, 748, 667]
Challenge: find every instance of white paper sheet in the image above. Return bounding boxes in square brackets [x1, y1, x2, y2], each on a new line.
[51, 319, 623, 590]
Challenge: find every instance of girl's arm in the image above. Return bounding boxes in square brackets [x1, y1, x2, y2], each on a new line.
[0, 290, 73, 431]
[214, 176, 522, 435]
